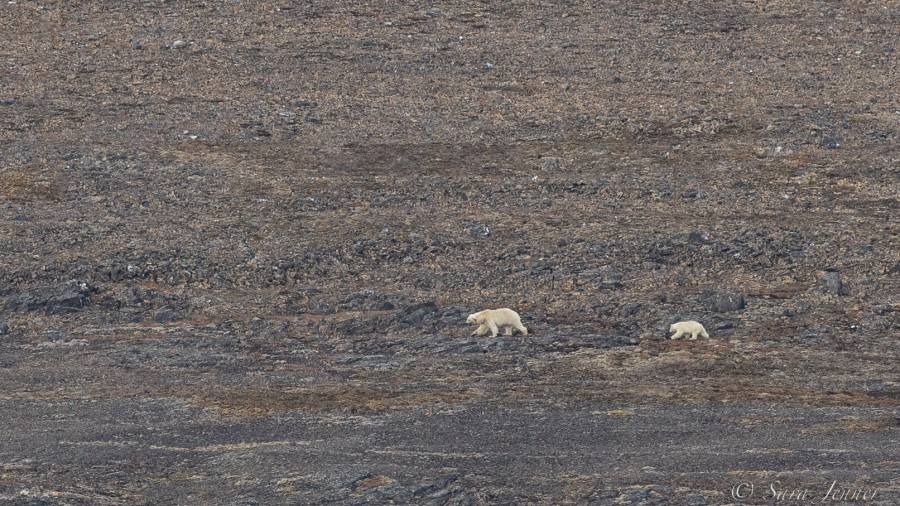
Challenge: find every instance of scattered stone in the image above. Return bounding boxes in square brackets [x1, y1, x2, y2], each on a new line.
[683, 493, 709, 506]
[465, 223, 490, 237]
[543, 334, 635, 352]
[456, 337, 503, 353]
[339, 289, 403, 312]
[54, 286, 92, 313]
[396, 301, 438, 325]
[540, 156, 564, 171]
[154, 308, 178, 323]
[592, 489, 620, 500]
[5, 280, 94, 315]
[102, 264, 128, 282]
[688, 232, 708, 243]
[45, 329, 67, 342]
[334, 355, 397, 369]
[620, 303, 642, 317]
[413, 474, 460, 498]
[308, 300, 334, 314]
[599, 272, 624, 289]
[0, 4, 894, 502]
[336, 317, 377, 336]
[622, 487, 655, 502]
[700, 289, 745, 312]
[822, 271, 845, 295]
[819, 135, 840, 148]
[121, 286, 144, 306]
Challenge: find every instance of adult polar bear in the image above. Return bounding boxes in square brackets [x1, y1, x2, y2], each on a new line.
[467, 308, 528, 337]
[669, 320, 709, 340]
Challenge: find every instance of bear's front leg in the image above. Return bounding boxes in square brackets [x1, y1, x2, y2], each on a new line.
[472, 324, 489, 336]
[488, 321, 499, 338]
[670, 330, 684, 340]
[689, 331, 699, 340]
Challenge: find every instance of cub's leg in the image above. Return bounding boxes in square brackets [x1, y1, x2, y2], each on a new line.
[689, 331, 699, 340]
[670, 330, 685, 340]
[472, 324, 490, 336]
[488, 321, 499, 338]
[504, 326, 513, 336]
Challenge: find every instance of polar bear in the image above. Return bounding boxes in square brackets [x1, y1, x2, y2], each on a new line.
[467, 308, 528, 337]
[669, 320, 709, 340]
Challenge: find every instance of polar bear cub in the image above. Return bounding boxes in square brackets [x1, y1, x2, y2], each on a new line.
[467, 308, 528, 337]
[669, 320, 709, 340]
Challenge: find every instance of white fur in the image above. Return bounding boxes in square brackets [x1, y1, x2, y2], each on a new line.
[466, 308, 528, 337]
[669, 320, 709, 340]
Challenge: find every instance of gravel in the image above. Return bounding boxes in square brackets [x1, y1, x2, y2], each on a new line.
[0, 1, 897, 503]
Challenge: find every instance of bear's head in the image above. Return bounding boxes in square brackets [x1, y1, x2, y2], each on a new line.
[466, 313, 478, 324]
[669, 323, 677, 332]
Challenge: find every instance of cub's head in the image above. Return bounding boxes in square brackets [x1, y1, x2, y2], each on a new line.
[466, 313, 478, 324]
[669, 323, 677, 332]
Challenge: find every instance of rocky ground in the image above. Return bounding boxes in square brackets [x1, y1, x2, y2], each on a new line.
[1, 1, 898, 504]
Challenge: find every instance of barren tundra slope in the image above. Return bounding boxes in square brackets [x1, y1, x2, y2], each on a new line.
[1, 1, 898, 504]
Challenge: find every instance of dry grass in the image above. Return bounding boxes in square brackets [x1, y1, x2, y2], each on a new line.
[177, 384, 483, 417]
[0, 165, 59, 201]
